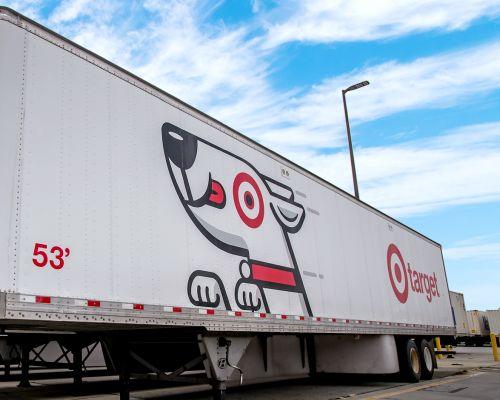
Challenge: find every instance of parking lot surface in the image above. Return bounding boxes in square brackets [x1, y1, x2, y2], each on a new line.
[0, 346, 498, 399]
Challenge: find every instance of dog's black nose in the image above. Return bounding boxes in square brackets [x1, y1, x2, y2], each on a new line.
[162, 123, 198, 170]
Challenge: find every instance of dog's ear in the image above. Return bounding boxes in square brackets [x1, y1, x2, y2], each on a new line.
[269, 196, 305, 233]
[262, 175, 305, 233]
[264, 177, 294, 200]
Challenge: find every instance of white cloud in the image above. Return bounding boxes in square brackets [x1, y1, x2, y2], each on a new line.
[264, 0, 500, 48]
[445, 242, 500, 261]
[34, 0, 278, 126]
[49, 0, 93, 24]
[2, 0, 43, 19]
[286, 122, 500, 217]
[444, 235, 500, 261]
[257, 40, 500, 153]
[133, 0, 271, 110]
[444, 234, 500, 309]
[250, 0, 261, 13]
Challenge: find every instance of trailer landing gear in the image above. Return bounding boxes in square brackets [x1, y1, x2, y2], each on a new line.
[18, 344, 31, 388]
[212, 381, 226, 400]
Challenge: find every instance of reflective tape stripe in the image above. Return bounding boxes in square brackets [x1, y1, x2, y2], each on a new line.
[36, 296, 51, 304]
[228, 311, 242, 317]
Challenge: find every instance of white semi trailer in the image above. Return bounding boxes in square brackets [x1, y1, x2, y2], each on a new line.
[0, 7, 455, 399]
[466, 310, 491, 346]
[486, 310, 500, 336]
[448, 291, 470, 344]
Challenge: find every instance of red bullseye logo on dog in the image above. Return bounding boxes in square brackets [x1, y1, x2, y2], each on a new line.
[387, 244, 409, 303]
[387, 243, 441, 304]
[233, 172, 264, 228]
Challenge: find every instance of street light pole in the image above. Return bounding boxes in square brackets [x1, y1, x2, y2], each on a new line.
[341, 80, 369, 199]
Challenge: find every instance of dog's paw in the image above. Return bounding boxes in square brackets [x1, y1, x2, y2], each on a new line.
[188, 271, 226, 308]
[235, 279, 264, 311]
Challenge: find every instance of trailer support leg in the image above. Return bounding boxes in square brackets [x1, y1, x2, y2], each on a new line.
[18, 344, 30, 388]
[258, 335, 268, 372]
[299, 335, 306, 369]
[73, 340, 83, 386]
[306, 335, 316, 379]
[212, 381, 226, 400]
[4, 363, 10, 376]
[119, 343, 130, 400]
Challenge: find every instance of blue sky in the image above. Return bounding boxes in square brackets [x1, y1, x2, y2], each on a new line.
[5, 0, 500, 310]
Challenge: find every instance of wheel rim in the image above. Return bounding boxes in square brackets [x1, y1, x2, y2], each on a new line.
[423, 346, 433, 371]
[410, 347, 420, 374]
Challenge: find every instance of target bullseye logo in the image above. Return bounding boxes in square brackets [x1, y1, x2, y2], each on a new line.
[387, 243, 409, 304]
[233, 172, 264, 228]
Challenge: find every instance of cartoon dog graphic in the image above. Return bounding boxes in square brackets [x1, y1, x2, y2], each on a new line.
[162, 122, 312, 316]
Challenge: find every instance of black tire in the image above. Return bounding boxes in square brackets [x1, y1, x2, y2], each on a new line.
[397, 338, 421, 382]
[419, 339, 435, 380]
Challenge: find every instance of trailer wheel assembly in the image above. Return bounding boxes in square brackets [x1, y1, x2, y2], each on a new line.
[419, 339, 435, 380]
[397, 338, 421, 382]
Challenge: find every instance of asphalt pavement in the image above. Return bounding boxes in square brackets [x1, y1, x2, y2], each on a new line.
[0, 346, 497, 399]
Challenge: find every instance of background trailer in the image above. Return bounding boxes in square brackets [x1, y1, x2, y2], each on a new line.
[0, 7, 454, 399]
[448, 291, 470, 344]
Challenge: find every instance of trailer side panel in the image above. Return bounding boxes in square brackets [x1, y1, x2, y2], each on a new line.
[0, 12, 454, 333]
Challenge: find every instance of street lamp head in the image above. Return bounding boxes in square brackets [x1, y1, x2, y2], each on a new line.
[343, 80, 370, 93]
[341, 80, 369, 199]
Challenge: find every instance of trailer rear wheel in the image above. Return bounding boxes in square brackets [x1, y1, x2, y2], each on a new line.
[398, 338, 421, 382]
[419, 339, 435, 380]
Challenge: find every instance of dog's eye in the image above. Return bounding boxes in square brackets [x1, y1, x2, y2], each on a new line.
[233, 172, 264, 228]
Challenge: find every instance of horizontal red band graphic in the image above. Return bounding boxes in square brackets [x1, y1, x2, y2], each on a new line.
[251, 263, 296, 286]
